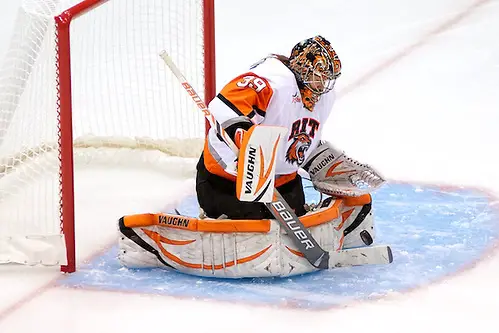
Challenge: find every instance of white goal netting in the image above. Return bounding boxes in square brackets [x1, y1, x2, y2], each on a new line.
[0, 0, 212, 268]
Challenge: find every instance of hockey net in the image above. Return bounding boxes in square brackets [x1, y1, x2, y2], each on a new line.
[0, 0, 215, 272]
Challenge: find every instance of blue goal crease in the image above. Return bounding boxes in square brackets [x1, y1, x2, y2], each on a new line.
[59, 180, 499, 310]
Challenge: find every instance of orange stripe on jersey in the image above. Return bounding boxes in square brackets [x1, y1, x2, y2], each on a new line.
[218, 72, 273, 117]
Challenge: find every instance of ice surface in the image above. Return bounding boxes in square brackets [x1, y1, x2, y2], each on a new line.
[1, 0, 499, 332]
[59, 181, 499, 310]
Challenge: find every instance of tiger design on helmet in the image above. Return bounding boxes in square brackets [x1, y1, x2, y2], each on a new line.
[289, 35, 342, 98]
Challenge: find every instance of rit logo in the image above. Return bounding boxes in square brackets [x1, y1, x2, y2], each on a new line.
[288, 118, 320, 140]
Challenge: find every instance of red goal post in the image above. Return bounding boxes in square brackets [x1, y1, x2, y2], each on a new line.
[0, 0, 216, 273]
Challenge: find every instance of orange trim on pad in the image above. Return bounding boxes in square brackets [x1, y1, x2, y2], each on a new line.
[123, 213, 272, 233]
[144, 228, 272, 270]
[122, 198, 342, 233]
[343, 194, 372, 206]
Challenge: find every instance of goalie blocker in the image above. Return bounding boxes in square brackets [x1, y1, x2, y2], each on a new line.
[118, 191, 381, 278]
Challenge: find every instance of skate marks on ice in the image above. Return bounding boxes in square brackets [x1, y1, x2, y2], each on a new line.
[59, 181, 499, 310]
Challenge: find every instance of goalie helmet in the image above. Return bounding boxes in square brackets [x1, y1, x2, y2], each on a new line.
[289, 35, 342, 95]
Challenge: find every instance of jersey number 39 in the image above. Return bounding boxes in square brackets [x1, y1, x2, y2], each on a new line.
[236, 75, 267, 93]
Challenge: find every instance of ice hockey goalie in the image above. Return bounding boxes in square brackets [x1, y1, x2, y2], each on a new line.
[118, 34, 386, 278]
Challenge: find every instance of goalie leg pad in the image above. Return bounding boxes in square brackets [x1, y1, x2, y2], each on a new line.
[117, 203, 345, 278]
[339, 194, 376, 249]
[118, 216, 282, 278]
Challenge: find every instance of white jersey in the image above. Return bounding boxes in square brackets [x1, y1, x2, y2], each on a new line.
[203, 56, 336, 185]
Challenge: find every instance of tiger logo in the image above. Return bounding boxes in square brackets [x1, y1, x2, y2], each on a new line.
[285, 133, 312, 165]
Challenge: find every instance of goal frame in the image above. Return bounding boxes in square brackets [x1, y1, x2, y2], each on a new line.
[54, 0, 216, 273]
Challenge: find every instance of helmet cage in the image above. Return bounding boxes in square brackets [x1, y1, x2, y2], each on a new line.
[289, 36, 341, 95]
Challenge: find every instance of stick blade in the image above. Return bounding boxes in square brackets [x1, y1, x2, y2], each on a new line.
[330, 245, 393, 268]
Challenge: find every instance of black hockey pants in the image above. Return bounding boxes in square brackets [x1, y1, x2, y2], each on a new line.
[196, 154, 307, 219]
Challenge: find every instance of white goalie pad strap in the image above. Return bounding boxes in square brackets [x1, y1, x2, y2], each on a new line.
[0, 234, 67, 266]
[303, 141, 385, 197]
[236, 125, 287, 203]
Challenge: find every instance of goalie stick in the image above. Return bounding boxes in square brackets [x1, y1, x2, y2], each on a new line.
[159, 50, 392, 269]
